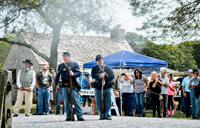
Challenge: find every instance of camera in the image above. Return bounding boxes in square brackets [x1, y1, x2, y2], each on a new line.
[121, 73, 125, 76]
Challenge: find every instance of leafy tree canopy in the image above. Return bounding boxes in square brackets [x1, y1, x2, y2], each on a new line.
[125, 31, 199, 71]
[127, 0, 200, 42]
[0, 0, 118, 70]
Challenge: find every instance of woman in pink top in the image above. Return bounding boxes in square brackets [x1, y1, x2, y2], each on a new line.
[167, 75, 176, 117]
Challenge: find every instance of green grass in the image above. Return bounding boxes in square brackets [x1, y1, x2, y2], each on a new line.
[12, 103, 99, 115]
[12, 103, 58, 114]
[143, 109, 190, 119]
[12, 104, 199, 120]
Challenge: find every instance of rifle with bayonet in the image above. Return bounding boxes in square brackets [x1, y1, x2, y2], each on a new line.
[101, 61, 105, 113]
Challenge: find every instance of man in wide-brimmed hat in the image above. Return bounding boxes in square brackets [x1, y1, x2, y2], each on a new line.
[13, 59, 36, 117]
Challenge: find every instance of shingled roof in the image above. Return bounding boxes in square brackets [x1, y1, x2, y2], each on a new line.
[16, 31, 134, 66]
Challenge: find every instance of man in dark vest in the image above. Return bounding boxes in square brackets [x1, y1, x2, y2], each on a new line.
[55, 52, 85, 121]
[91, 55, 115, 120]
[13, 59, 36, 117]
[36, 65, 53, 115]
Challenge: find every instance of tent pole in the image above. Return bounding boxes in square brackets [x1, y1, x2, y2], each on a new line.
[119, 51, 124, 116]
[120, 67, 122, 116]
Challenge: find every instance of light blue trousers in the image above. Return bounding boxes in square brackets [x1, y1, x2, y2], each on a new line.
[190, 89, 199, 118]
[61, 87, 83, 119]
[94, 88, 114, 119]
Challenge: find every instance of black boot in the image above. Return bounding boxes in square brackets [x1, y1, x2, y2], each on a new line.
[32, 113, 38, 115]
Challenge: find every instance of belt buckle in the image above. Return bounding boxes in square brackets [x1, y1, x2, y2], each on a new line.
[64, 83, 68, 86]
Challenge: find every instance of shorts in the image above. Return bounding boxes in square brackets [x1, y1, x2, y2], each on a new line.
[82, 95, 91, 102]
[50, 90, 53, 101]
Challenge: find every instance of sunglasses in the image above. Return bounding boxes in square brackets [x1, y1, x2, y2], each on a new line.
[161, 72, 165, 74]
[43, 69, 48, 71]
[125, 75, 128, 77]
[188, 72, 193, 74]
[136, 72, 139, 74]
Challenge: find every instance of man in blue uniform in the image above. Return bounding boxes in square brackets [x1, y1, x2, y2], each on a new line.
[91, 55, 115, 120]
[55, 52, 85, 121]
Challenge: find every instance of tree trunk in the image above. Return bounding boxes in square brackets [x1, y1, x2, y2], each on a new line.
[49, 26, 61, 105]
[49, 27, 61, 70]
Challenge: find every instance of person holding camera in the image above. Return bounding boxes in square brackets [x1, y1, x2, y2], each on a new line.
[189, 69, 199, 119]
[119, 73, 134, 116]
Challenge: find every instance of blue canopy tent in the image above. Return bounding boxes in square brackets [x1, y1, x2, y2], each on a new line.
[83, 50, 168, 69]
[83, 50, 168, 115]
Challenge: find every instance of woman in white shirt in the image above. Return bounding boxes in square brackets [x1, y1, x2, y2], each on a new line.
[119, 73, 134, 116]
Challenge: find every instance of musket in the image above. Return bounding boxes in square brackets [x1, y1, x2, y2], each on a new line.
[64, 63, 75, 121]
[101, 60, 105, 113]
[69, 74, 75, 121]
[13, 87, 39, 95]
[100, 68, 119, 97]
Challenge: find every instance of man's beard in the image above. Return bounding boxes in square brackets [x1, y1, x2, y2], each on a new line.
[42, 71, 49, 78]
[24, 66, 30, 71]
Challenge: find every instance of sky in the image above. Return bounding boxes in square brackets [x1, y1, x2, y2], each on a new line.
[84, 1, 145, 36]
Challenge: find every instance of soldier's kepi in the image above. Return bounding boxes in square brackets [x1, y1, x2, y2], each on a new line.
[91, 55, 115, 120]
[55, 52, 85, 121]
